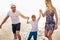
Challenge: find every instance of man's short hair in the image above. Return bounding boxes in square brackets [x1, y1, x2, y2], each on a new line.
[11, 4, 16, 8]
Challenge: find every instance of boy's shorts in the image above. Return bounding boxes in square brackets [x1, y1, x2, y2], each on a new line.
[12, 23, 21, 34]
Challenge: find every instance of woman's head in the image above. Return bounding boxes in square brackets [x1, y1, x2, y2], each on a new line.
[45, 0, 53, 9]
[31, 15, 36, 21]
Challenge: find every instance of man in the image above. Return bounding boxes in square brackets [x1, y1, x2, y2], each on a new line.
[0, 4, 28, 40]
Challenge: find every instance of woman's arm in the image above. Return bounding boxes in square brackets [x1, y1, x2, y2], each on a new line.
[54, 9, 58, 29]
[39, 9, 46, 17]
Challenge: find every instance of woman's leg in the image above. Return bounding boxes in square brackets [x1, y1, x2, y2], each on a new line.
[45, 29, 48, 38]
[47, 30, 53, 40]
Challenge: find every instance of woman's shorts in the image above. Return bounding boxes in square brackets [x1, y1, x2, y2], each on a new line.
[45, 23, 55, 30]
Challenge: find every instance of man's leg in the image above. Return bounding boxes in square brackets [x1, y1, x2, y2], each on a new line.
[27, 32, 33, 40]
[14, 34, 17, 40]
[16, 31, 21, 40]
[12, 24, 17, 40]
[33, 32, 37, 40]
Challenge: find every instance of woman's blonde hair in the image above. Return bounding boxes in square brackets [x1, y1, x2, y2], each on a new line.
[45, 0, 55, 12]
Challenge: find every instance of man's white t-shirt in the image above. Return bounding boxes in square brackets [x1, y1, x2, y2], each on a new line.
[30, 20, 38, 32]
[7, 11, 20, 24]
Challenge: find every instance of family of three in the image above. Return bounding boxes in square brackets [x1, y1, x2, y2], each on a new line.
[0, 0, 58, 40]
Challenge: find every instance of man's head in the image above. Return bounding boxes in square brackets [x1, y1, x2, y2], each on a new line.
[11, 4, 16, 12]
[31, 15, 36, 21]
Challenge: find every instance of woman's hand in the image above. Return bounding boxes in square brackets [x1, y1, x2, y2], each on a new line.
[54, 24, 58, 30]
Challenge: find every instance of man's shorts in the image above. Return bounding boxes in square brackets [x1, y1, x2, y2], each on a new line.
[12, 23, 21, 34]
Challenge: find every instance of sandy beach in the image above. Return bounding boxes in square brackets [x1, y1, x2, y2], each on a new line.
[0, 21, 60, 40]
[0, 15, 60, 40]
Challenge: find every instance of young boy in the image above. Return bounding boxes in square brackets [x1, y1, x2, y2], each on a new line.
[27, 13, 41, 40]
[0, 4, 28, 40]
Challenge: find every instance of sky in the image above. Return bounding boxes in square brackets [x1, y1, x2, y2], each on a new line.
[0, 0, 60, 15]
[0, 0, 60, 28]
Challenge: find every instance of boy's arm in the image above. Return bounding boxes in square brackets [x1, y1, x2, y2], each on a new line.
[0, 15, 9, 28]
[27, 17, 30, 24]
[37, 13, 41, 21]
[39, 9, 46, 17]
[19, 13, 29, 19]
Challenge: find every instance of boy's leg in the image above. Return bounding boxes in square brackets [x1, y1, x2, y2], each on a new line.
[27, 32, 33, 40]
[33, 32, 37, 40]
[16, 31, 21, 40]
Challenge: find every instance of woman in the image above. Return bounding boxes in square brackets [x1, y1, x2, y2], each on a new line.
[40, 0, 58, 40]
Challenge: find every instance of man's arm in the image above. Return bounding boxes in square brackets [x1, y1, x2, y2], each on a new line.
[19, 13, 28, 19]
[39, 9, 46, 17]
[0, 15, 9, 28]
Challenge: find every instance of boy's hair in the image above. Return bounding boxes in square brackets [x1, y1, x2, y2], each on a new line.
[31, 15, 36, 18]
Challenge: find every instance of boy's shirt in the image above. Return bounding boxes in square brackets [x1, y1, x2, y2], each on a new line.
[29, 20, 38, 32]
[7, 11, 20, 24]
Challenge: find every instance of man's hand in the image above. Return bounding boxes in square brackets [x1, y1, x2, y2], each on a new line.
[0, 24, 2, 29]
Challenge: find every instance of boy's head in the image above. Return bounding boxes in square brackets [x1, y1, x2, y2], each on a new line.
[31, 15, 36, 21]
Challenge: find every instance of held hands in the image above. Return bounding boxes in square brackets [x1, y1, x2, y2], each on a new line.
[27, 17, 29, 24]
[26, 17, 29, 19]
[27, 17, 29, 20]
[39, 9, 42, 14]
